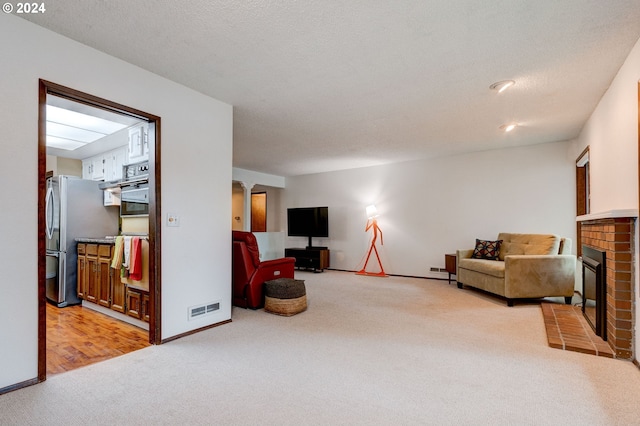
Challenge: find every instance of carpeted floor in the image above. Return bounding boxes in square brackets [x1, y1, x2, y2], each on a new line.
[2, 271, 640, 425]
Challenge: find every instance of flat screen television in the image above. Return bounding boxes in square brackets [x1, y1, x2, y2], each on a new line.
[287, 206, 329, 248]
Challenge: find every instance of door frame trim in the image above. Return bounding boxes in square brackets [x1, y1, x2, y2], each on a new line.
[38, 80, 163, 382]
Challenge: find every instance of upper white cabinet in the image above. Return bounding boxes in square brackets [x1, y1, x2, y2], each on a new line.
[82, 155, 105, 180]
[82, 146, 128, 181]
[127, 123, 149, 164]
[82, 158, 92, 179]
[104, 146, 128, 181]
[103, 190, 121, 207]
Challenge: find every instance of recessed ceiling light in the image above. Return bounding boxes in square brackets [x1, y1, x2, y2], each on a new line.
[499, 123, 518, 132]
[490, 80, 515, 93]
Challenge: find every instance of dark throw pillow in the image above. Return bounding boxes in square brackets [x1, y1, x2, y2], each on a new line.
[471, 239, 503, 260]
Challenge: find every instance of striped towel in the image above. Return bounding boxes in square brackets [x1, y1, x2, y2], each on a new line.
[123, 236, 132, 268]
[111, 236, 124, 269]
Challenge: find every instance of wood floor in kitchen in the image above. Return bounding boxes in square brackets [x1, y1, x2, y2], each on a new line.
[46, 302, 150, 375]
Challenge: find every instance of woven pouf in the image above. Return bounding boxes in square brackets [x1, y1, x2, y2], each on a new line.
[264, 278, 307, 316]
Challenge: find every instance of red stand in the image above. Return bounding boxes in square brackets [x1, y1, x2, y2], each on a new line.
[356, 217, 388, 277]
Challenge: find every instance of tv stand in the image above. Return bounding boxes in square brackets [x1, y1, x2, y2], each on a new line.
[285, 247, 330, 272]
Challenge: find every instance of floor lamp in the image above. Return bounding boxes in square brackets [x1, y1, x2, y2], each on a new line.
[356, 205, 388, 277]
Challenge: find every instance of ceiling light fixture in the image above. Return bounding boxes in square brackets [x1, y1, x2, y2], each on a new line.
[490, 80, 515, 93]
[45, 104, 129, 151]
[499, 123, 518, 132]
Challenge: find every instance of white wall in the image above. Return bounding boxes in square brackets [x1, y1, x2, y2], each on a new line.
[574, 38, 640, 212]
[254, 232, 286, 260]
[232, 183, 245, 230]
[231, 168, 285, 234]
[283, 141, 575, 277]
[571, 36, 640, 357]
[232, 167, 286, 188]
[0, 15, 232, 390]
[254, 185, 283, 232]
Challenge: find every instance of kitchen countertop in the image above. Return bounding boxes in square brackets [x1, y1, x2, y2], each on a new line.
[76, 237, 117, 244]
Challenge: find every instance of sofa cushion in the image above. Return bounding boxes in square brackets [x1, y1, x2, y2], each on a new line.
[471, 239, 502, 260]
[458, 258, 505, 278]
[497, 233, 560, 261]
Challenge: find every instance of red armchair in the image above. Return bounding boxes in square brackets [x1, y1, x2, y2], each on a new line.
[232, 231, 296, 309]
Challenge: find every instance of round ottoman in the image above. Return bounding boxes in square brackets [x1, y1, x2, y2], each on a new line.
[264, 278, 307, 316]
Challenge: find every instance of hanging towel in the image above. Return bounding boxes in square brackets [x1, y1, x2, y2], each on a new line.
[129, 237, 143, 281]
[111, 236, 124, 269]
[123, 236, 132, 268]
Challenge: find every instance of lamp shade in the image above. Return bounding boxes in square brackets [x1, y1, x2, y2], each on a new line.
[366, 204, 378, 219]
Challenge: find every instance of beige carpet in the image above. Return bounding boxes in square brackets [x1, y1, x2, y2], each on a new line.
[2, 271, 640, 425]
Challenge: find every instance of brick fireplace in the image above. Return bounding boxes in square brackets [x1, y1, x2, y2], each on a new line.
[579, 216, 635, 359]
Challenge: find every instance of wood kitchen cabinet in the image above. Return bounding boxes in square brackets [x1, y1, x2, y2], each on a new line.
[77, 243, 87, 300]
[84, 244, 99, 304]
[126, 288, 150, 323]
[78, 239, 149, 323]
[142, 292, 150, 323]
[111, 278, 126, 314]
[77, 242, 115, 309]
[97, 245, 113, 308]
[126, 288, 141, 319]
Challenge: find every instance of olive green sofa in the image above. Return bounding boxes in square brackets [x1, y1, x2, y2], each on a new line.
[456, 233, 576, 306]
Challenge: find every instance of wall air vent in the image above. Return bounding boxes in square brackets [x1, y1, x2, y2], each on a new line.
[188, 301, 220, 321]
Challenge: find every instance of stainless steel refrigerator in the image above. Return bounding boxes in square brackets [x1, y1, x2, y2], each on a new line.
[45, 176, 120, 307]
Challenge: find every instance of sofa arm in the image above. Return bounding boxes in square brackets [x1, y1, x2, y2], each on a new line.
[254, 257, 296, 283]
[456, 249, 474, 277]
[504, 255, 576, 298]
[257, 257, 296, 270]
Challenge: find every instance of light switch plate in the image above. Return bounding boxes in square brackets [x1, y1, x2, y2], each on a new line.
[167, 213, 180, 227]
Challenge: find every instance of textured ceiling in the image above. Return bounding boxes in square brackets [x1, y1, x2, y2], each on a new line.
[20, 1, 640, 176]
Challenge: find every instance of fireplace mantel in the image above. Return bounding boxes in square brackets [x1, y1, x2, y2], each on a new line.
[577, 209, 638, 222]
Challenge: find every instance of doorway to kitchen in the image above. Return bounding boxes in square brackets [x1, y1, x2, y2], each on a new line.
[38, 80, 162, 381]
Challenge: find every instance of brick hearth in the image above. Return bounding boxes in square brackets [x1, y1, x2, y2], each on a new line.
[580, 217, 635, 359]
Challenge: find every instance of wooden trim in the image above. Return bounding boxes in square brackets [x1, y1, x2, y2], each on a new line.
[37, 81, 47, 382]
[160, 319, 232, 344]
[38, 80, 163, 380]
[149, 118, 162, 344]
[41, 80, 157, 121]
[576, 145, 590, 165]
[0, 378, 39, 396]
[576, 146, 590, 257]
[576, 166, 587, 216]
